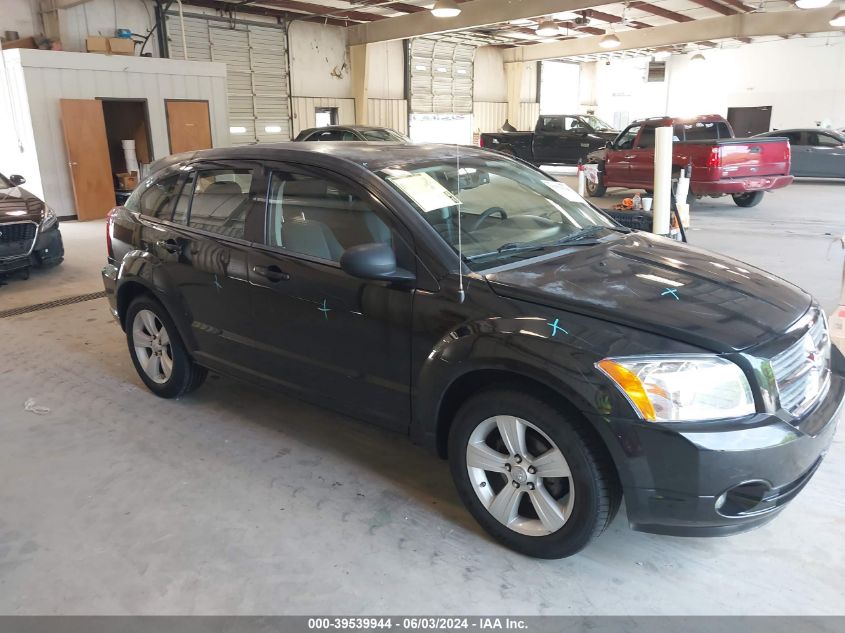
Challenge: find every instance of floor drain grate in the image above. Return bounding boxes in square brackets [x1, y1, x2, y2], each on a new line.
[0, 291, 107, 319]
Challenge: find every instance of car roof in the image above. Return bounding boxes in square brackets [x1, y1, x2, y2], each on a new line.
[631, 114, 726, 127]
[302, 125, 394, 132]
[149, 142, 493, 176]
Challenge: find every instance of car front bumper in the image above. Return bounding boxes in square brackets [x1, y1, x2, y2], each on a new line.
[0, 223, 63, 274]
[590, 373, 843, 537]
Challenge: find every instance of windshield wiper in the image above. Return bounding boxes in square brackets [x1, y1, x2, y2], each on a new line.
[555, 224, 630, 245]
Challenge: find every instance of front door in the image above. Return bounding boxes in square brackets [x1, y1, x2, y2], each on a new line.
[246, 164, 414, 429]
[165, 100, 213, 154]
[626, 124, 656, 188]
[59, 99, 115, 220]
[604, 124, 641, 186]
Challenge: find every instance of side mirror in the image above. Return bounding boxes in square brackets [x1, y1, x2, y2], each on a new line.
[340, 243, 415, 283]
[9, 174, 25, 186]
[604, 140, 613, 149]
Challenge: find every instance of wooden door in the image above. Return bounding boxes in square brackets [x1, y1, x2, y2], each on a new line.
[166, 100, 212, 154]
[59, 99, 115, 221]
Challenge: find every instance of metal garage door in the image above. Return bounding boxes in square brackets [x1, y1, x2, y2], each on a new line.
[409, 38, 474, 114]
[166, 13, 291, 144]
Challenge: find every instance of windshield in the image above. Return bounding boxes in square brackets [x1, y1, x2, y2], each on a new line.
[377, 156, 619, 269]
[581, 115, 614, 132]
[361, 128, 409, 142]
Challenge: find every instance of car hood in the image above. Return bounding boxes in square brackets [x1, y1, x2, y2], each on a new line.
[0, 186, 44, 224]
[484, 232, 811, 353]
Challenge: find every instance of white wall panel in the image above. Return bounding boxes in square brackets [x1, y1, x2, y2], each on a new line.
[0, 49, 228, 218]
[518, 103, 540, 132]
[289, 21, 352, 99]
[367, 99, 408, 135]
[291, 97, 356, 137]
[472, 102, 508, 134]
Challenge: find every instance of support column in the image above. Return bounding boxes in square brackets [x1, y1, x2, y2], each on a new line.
[505, 61, 523, 129]
[652, 126, 673, 236]
[349, 44, 369, 126]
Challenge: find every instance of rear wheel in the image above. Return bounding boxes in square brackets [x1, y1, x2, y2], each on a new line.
[126, 295, 207, 398]
[448, 390, 620, 559]
[732, 191, 764, 208]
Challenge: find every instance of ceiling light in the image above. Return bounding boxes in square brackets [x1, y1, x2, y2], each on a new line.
[599, 31, 621, 48]
[431, 0, 461, 18]
[795, 0, 831, 7]
[831, 8, 845, 25]
[536, 20, 560, 37]
[552, 11, 580, 20]
[690, 52, 706, 62]
[653, 50, 671, 61]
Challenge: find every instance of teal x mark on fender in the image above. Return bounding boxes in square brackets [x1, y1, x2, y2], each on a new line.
[547, 318, 568, 337]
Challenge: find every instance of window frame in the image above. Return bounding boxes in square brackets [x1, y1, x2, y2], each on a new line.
[254, 162, 415, 270]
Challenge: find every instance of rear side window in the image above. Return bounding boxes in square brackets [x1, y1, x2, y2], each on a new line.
[309, 130, 345, 141]
[187, 169, 254, 239]
[782, 131, 804, 145]
[137, 175, 181, 219]
[538, 116, 564, 132]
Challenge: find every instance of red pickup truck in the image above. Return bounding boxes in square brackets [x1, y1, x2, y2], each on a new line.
[585, 115, 793, 207]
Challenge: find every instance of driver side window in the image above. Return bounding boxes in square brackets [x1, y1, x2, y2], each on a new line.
[265, 171, 392, 263]
[616, 125, 641, 150]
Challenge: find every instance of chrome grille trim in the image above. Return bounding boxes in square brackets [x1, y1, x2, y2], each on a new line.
[770, 309, 830, 417]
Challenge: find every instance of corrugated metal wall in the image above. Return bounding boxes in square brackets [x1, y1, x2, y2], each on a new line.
[410, 38, 475, 114]
[167, 13, 291, 144]
[291, 97, 355, 137]
[518, 103, 540, 131]
[473, 102, 508, 134]
[6, 50, 229, 218]
[368, 99, 408, 135]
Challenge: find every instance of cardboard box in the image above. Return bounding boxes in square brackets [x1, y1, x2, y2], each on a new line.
[116, 171, 139, 190]
[108, 37, 135, 56]
[85, 36, 109, 53]
[1, 36, 37, 51]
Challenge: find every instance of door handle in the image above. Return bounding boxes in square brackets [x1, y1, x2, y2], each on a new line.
[156, 239, 182, 253]
[252, 264, 290, 282]
[623, 155, 636, 160]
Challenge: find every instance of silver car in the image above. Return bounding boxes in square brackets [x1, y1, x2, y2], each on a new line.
[755, 128, 845, 178]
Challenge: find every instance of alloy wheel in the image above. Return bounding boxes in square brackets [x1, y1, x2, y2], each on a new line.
[132, 309, 174, 384]
[466, 415, 575, 536]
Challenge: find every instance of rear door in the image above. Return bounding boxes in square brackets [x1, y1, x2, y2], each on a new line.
[805, 131, 845, 177]
[159, 160, 261, 369]
[780, 131, 809, 176]
[245, 163, 415, 430]
[532, 116, 564, 163]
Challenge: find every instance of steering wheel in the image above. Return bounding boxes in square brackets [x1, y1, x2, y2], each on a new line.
[469, 206, 508, 231]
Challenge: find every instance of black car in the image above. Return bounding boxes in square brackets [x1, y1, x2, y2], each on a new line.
[0, 172, 64, 277]
[102, 143, 842, 558]
[480, 114, 618, 165]
[294, 125, 411, 143]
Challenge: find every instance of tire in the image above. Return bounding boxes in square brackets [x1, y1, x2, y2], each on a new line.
[585, 167, 607, 198]
[732, 191, 764, 208]
[125, 295, 207, 398]
[448, 389, 620, 559]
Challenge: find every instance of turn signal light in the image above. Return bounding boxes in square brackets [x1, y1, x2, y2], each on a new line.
[596, 359, 657, 421]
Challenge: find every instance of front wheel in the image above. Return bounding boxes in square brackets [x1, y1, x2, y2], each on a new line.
[732, 191, 764, 208]
[126, 295, 207, 398]
[448, 390, 620, 559]
[585, 167, 607, 197]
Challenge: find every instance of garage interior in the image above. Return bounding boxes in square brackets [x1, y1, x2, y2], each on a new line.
[1, 0, 844, 618]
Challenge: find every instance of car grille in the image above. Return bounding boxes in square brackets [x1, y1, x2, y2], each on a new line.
[770, 310, 831, 416]
[0, 221, 38, 260]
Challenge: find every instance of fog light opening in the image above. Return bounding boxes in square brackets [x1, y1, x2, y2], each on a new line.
[715, 481, 772, 517]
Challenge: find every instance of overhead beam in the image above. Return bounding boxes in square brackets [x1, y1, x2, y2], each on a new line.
[348, 0, 619, 45]
[503, 9, 842, 62]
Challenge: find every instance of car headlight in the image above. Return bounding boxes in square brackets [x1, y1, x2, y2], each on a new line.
[596, 355, 755, 422]
[42, 205, 58, 229]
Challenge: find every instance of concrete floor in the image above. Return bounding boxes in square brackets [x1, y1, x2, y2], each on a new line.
[0, 180, 844, 615]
